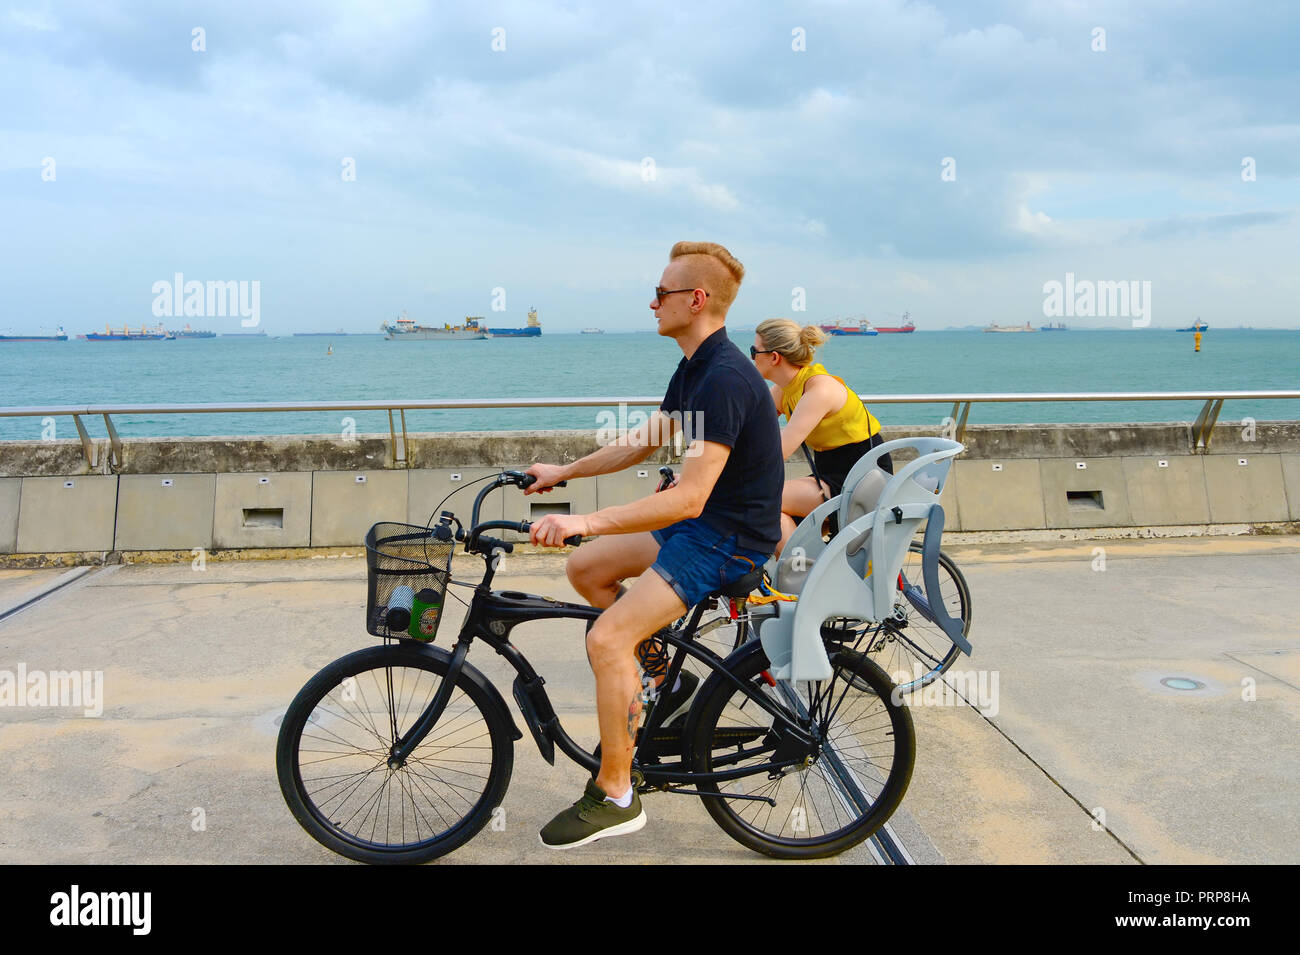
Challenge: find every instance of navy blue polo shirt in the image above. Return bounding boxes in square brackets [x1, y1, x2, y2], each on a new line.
[660, 327, 783, 553]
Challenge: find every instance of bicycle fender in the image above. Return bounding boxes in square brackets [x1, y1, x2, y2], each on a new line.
[512, 674, 556, 764]
[921, 506, 972, 656]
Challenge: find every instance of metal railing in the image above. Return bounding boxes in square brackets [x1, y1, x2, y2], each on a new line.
[2, 391, 1298, 469]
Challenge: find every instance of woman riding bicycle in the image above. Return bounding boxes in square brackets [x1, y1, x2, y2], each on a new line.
[751, 318, 893, 555]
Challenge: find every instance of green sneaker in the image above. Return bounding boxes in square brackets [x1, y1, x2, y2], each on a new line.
[539, 779, 646, 850]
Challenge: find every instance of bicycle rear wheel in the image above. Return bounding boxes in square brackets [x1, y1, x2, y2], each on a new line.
[687, 641, 914, 859]
[276, 643, 514, 864]
[869, 542, 971, 692]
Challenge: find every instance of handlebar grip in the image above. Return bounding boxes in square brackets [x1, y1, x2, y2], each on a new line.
[519, 473, 567, 489]
[518, 521, 583, 547]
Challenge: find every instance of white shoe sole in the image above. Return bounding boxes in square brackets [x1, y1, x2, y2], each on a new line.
[539, 807, 647, 850]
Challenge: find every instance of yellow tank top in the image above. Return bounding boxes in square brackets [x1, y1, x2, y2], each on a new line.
[779, 363, 880, 452]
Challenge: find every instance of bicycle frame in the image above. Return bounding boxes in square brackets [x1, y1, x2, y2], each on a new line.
[386, 478, 820, 791]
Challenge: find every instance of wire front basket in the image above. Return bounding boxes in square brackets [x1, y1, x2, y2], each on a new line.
[364, 522, 454, 641]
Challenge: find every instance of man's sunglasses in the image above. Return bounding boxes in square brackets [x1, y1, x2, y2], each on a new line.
[654, 287, 709, 306]
[749, 346, 777, 360]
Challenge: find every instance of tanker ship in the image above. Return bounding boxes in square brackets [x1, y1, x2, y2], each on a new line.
[382, 312, 490, 340]
[488, 307, 542, 337]
[83, 323, 173, 340]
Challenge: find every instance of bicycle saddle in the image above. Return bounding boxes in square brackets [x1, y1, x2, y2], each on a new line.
[714, 569, 764, 599]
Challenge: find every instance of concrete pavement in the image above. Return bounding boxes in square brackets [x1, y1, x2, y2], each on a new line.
[1, 535, 1297, 864]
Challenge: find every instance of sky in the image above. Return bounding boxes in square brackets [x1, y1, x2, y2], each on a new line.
[1, 0, 1298, 334]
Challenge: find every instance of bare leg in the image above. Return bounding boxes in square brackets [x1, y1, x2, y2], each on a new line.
[566, 531, 660, 608]
[775, 476, 834, 557]
[585, 570, 685, 799]
[568, 531, 674, 685]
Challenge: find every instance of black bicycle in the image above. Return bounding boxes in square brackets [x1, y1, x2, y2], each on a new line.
[276, 470, 915, 863]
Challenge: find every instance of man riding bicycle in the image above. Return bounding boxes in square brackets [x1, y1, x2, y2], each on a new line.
[526, 241, 783, 849]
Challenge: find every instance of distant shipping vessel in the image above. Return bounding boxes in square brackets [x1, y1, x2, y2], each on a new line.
[83, 323, 173, 340]
[875, 312, 915, 334]
[382, 312, 489, 340]
[222, 329, 268, 337]
[1176, 319, 1209, 332]
[984, 322, 1036, 333]
[294, 329, 359, 336]
[1039, 322, 1068, 331]
[0, 325, 68, 342]
[581, 328, 604, 334]
[819, 319, 879, 336]
[174, 324, 216, 338]
[489, 307, 542, 338]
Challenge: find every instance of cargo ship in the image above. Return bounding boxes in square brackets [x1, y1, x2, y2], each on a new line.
[819, 318, 878, 336]
[83, 323, 173, 340]
[222, 329, 268, 337]
[488, 307, 542, 338]
[1176, 319, 1209, 332]
[0, 326, 68, 342]
[1039, 322, 1067, 331]
[983, 322, 1036, 333]
[875, 312, 915, 334]
[381, 312, 489, 340]
[174, 324, 216, 338]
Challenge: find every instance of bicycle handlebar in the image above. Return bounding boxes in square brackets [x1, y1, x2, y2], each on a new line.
[468, 519, 583, 552]
[462, 471, 583, 553]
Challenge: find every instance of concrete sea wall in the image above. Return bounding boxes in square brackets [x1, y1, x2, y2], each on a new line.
[2, 422, 1299, 562]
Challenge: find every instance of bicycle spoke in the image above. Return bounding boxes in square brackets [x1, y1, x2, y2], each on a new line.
[694, 644, 912, 855]
[284, 657, 502, 854]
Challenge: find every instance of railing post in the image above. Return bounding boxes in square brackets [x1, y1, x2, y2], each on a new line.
[400, 409, 409, 468]
[102, 413, 123, 470]
[71, 414, 96, 469]
[387, 409, 408, 467]
[1192, 398, 1224, 452]
[949, 401, 972, 443]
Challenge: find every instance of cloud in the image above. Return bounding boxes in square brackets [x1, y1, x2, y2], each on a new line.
[7, 8, 58, 31]
[1130, 211, 1290, 240]
[1, 0, 1298, 332]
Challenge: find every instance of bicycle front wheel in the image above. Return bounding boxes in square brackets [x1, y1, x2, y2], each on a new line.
[688, 641, 914, 859]
[276, 643, 514, 864]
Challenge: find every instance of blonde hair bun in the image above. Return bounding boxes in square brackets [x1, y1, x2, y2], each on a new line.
[756, 317, 824, 365]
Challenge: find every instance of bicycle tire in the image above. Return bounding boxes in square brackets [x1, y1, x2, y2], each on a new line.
[687, 640, 914, 859]
[276, 643, 514, 864]
[869, 542, 972, 693]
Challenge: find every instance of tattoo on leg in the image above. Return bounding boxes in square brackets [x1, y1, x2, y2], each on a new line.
[626, 692, 641, 741]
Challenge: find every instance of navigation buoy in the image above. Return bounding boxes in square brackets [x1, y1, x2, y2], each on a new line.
[1194, 330, 1201, 353]
[327, 344, 333, 355]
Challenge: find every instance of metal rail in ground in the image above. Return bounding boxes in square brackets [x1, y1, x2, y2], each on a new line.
[869, 822, 915, 865]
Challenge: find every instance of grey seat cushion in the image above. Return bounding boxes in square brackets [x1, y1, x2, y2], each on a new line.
[843, 467, 888, 524]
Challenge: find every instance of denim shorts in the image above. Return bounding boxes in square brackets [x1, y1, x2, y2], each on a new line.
[650, 518, 771, 610]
